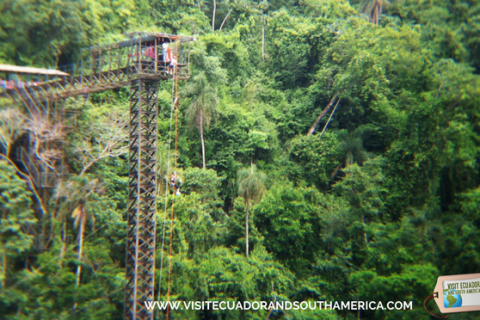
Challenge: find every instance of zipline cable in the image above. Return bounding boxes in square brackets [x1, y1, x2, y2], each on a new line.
[156, 43, 178, 320]
[166, 37, 180, 320]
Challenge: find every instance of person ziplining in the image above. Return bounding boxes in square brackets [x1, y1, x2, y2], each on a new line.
[358, 0, 389, 25]
[170, 172, 176, 186]
[170, 171, 182, 195]
[160, 38, 183, 317]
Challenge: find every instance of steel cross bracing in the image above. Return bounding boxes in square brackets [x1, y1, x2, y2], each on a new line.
[125, 79, 159, 320]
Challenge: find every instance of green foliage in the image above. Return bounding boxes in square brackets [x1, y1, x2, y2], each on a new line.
[173, 192, 227, 255]
[0, 0, 85, 66]
[390, 0, 480, 71]
[265, 10, 314, 88]
[255, 183, 327, 275]
[0, 160, 36, 288]
[237, 164, 267, 206]
[334, 157, 386, 221]
[183, 40, 228, 168]
[225, 197, 263, 254]
[1, 0, 480, 318]
[288, 132, 341, 188]
[164, 246, 296, 319]
[181, 167, 223, 199]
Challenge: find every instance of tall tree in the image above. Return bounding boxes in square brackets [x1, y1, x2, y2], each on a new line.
[58, 177, 101, 289]
[72, 200, 88, 288]
[182, 40, 227, 169]
[337, 127, 371, 167]
[74, 110, 128, 176]
[184, 72, 219, 169]
[237, 163, 267, 258]
[358, 0, 390, 25]
[212, 0, 217, 31]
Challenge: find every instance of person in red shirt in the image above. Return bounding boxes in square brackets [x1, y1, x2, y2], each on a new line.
[144, 46, 155, 60]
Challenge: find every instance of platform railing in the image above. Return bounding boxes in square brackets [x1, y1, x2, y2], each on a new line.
[0, 36, 192, 107]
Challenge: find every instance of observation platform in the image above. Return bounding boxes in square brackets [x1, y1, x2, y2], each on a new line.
[0, 32, 195, 106]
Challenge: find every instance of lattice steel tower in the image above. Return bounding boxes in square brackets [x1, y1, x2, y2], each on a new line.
[124, 79, 159, 320]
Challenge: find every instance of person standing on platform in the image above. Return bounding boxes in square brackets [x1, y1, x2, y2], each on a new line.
[168, 56, 178, 75]
[162, 42, 170, 62]
[144, 46, 155, 60]
[167, 46, 173, 62]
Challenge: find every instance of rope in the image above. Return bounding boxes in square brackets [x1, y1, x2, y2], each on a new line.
[150, 62, 161, 317]
[166, 37, 180, 320]
[156, 52, 177, 320]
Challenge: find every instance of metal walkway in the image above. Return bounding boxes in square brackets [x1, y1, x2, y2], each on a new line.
[0, 32, 194, 107]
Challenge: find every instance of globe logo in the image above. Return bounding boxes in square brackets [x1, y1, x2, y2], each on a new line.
[443, 289, 463, 308]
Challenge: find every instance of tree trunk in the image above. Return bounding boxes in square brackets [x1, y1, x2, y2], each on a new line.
[59, 218, 67, 266]
[262, 20, 265, 61]
[319, 98, 341, 140]
[246, 201, 249, 259]
[200, 115, 206, 169]
[1, 250, 5, 290]
[0, 156, 47, 216]
[346, 151, 353, 167]
[75, 220, 84, 287]
[212, 0, 216, 31]
[330, 163, 342, 180]
[363, 215, 368, 244]
[220, 9, 233, 31]
[307, 92, 339, 136]
[1, 213, 5, 289]
[1, 209, 6, 289]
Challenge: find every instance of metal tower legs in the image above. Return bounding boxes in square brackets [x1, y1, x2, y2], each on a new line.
[125, 79, 159, 320]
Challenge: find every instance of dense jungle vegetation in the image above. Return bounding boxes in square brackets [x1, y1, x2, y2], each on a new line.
[1, 0, 480, 319]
